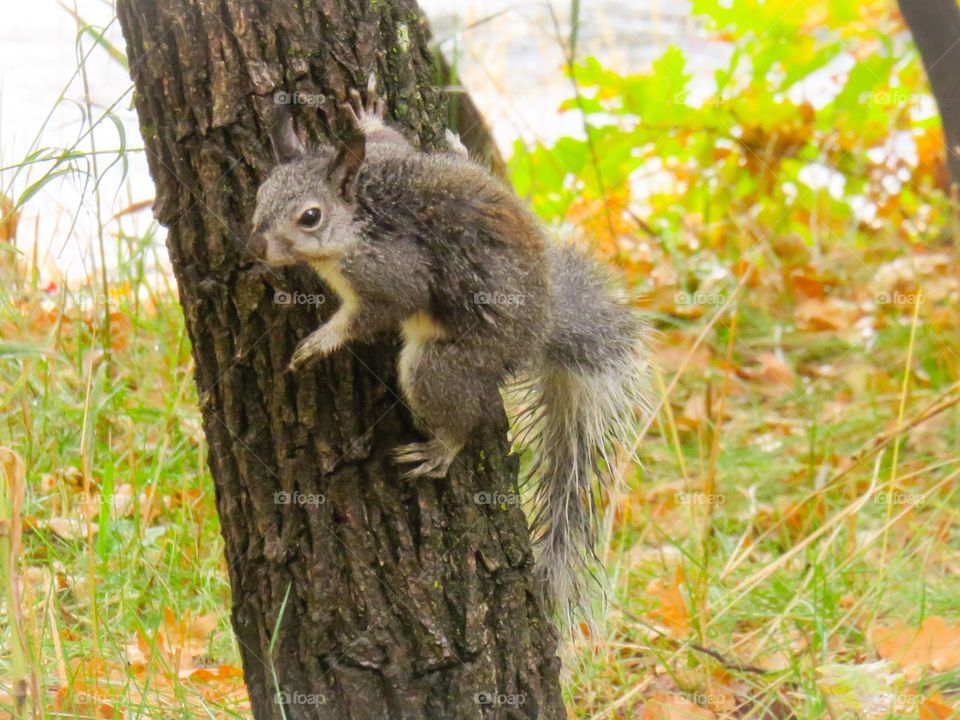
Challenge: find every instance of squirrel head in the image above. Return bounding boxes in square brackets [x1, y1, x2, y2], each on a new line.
[248, 114, 366, 267]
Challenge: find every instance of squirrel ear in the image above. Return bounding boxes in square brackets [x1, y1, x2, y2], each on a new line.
[269, 108, 306, 163]
[328, 132, 366, 203]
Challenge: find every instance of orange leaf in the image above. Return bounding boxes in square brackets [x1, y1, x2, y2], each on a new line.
[188, 665, 244, 682]
[795, 297, 860, 332]
[53, 686, 121, 719]
[0, 194, 20, 243]
[737, 351, 794, 387]
[646, 566, 690, 638]
[642, 693, 715, 720]
[920, 692, 960, 720]
[154, 608, 220, 673]
[871, 616, 960, 677]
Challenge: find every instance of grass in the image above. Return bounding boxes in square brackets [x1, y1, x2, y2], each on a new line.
[0, 243, 240, 716]
[3, 204, 959, 719]
[567, 245, 960, 716]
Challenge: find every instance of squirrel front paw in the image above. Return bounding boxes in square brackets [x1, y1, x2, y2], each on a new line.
[289, 325, 345, 371]
[343, 74, 386, 133]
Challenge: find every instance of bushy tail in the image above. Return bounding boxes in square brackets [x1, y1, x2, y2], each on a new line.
[516, 245, 650, 630]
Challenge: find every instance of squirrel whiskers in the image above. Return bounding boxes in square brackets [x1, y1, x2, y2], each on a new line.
[248, 75, 650, 630]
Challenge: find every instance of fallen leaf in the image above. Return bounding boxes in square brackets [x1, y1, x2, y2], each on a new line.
[642, 693, 715, 720]
[870, 616, 960, 678]
[156, 608, 221, 674]
[37, 517, 97, 540]
[0, 689, 19, 720]
[907, 410, 955, 455]
[678, 393, 709, 428]
[795, 297, 860, 331]
[733, 628, 809, 672]
[772, 234, 812, 266]
[654, 331, 713, 374]
[920, 692, 960, 720]
[53, 685, 120, 719]
[788, 267, 826, 299]
[871, 254, 952, 295]
[0, 194, 20, 243]
[43, 466, 91, 494]
[188, 665, 244, 682]
[646, 566, 690, 638]
[737, 351, 794, 388]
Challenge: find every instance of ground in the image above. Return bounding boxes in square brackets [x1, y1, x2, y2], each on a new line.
[2, 221, 958, 718]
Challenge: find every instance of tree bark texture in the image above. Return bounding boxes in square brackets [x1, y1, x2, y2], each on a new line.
[898, 0, 960, 189]
[115, 1, 564, 718]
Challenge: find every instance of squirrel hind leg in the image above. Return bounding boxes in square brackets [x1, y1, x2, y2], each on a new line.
[394, 336, 499, 479]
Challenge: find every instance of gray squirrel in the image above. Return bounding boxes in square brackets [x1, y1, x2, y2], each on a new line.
[248, 76, 649, 625]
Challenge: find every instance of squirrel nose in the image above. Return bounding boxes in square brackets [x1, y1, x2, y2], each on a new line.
[247, 230, 267, 259]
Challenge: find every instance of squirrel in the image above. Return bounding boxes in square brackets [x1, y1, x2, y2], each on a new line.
[248, 76, 650, 626]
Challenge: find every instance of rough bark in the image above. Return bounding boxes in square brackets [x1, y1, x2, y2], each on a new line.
[115, 1, 564, 718]
[898, 0, 960, 189]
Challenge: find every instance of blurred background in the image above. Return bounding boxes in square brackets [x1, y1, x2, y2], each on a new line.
[0, 0, 707, 282]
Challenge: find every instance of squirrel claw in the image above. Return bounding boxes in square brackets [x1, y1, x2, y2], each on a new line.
[289, 328, 340, 372]
[364, 74, 385, 116]
[392, 440, 460, 479]
[345, 75, 386, 132]
[342, 102, 361, 130]
[444, 129, 469, 160]
[288, 347, 319, 373]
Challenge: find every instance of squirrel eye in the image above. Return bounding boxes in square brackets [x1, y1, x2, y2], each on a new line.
[297, 207, 323, 229]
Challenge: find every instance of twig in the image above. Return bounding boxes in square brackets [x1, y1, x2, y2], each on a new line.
[835, 379, 960, 487]
[622, 611, 769, 675]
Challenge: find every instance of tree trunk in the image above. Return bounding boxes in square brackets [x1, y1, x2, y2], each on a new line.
[898, 0, 960, 189]
[115, 1, 565, 718]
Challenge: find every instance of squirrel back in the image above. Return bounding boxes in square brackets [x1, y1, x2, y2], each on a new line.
[353, 153, 551, 344]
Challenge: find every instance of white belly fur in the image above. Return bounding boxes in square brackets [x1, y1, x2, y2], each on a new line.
[398, 312, 447, 394]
